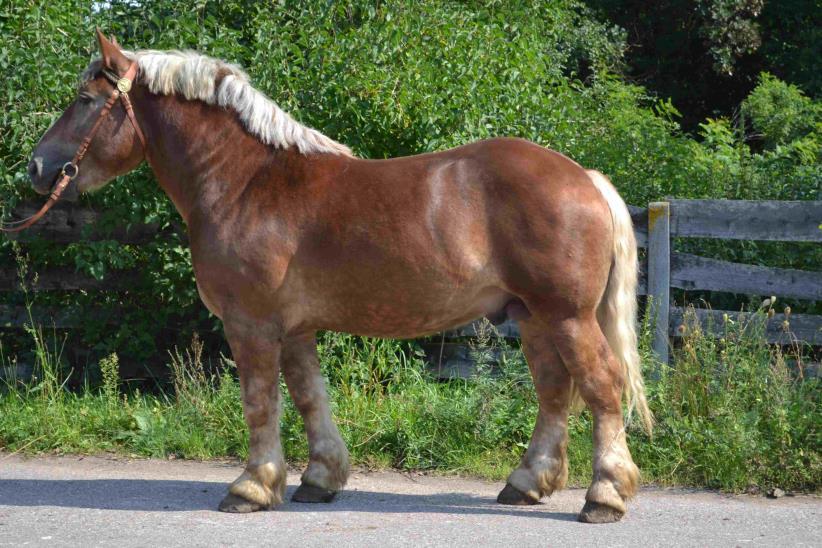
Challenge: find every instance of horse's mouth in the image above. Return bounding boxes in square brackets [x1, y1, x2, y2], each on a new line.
[33, 171, 79, 202]
[58, 178, 80, 202]
[32, 175, 54, 196]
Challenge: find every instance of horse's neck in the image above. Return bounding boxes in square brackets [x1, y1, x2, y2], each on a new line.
[138, 92, 275, 224]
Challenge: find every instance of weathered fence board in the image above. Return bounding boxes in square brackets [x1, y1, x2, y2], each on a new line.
[647, 202, 671, 364]
[4, 201, 165, 244]
[669, 200, 822, 242]
[0, 304, 87, 329]
[8, 201, 819, 243]
[668, 307, 822, 345]
[419, 341, 520, 380]
[628, 205, 648, 247]
[671, 252, 822, 301]
[426, 307, 821, 378]
[0, 267, 140, 292]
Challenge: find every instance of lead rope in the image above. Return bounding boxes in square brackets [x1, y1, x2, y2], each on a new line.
[1, 61, 145, 233]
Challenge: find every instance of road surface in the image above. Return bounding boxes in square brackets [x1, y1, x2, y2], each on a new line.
[0, 454, 818, 547]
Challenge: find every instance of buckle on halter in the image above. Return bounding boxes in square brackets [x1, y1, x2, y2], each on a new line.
[116, 77, 132, 93]
[61, 161, 79, 180]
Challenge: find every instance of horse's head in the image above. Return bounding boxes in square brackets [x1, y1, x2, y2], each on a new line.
[27, 30, 145, 201]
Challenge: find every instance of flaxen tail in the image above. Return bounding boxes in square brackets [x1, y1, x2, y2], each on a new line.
[587, 170, 653, 434]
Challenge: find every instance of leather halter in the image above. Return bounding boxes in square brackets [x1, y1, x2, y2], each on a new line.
[1, 61, 146, 232]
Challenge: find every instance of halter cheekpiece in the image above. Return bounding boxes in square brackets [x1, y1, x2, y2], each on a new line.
[1, 60, 146, 232]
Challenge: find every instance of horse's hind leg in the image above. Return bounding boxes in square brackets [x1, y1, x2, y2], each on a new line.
[498, 318, 572, 505]
[552, 315, 639, 523]
[218, 318, 287, 512]
[282, 332, 350, 503]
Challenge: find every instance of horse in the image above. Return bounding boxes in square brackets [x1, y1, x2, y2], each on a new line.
[23, 30, 652, 523]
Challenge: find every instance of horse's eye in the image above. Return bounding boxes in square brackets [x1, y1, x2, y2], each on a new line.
[78, 93, 95, 104]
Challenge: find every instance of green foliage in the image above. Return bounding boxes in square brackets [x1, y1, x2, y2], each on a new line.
[588, 0, 820, 131]
[697, 0, 764, 76]
[757, 0, 821, 99]
[67, 241, 138, 280]
[742, 73, 820, 149]
[99, 352, 119, 403]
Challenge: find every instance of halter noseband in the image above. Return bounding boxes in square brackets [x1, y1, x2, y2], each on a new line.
[1, 60, 146, 233]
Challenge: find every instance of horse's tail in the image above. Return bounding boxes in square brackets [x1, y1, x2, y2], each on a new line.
[587, 169, 653, 434]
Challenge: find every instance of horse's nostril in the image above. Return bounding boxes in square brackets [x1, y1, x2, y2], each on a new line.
[28, 157, 43, 182]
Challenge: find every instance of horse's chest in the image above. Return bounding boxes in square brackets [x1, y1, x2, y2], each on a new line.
[189, 232, 291, 320]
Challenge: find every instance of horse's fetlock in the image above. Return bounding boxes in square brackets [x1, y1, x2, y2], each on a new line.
[506, 455, 566, 501]
[302, 457, 348, 491]
[303, 438, 349, 490]
[535, 456, 568, 494]
[586, 457, 639, 514]
[596, 453, 639, 500]
[229, 462, 286, 507]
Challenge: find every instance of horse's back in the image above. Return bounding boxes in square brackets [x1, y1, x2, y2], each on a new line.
[339, 137, 607, 227]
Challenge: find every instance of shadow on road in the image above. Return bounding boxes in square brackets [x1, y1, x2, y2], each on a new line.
[0, 479, 578, 521]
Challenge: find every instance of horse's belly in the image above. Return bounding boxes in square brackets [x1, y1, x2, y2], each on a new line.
[297, 282, 513, 339]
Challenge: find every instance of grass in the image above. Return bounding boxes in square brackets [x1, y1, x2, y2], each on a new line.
[0, 305, 818, 493]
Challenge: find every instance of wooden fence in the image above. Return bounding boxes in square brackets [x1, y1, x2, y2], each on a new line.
[642, 200, 821, 363]
[2, 199, 821, 372]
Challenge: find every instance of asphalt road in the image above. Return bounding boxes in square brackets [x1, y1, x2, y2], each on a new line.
[0, 454, 818, 547]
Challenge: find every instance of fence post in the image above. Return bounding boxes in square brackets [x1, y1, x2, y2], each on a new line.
[647, 201, 671, 365]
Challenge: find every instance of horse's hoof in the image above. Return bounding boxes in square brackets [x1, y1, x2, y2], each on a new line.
[218, 493, 267, 513]
[496, 483, 539, 505]
[291, 483, 338, 503]
[577, 500, 624, 523]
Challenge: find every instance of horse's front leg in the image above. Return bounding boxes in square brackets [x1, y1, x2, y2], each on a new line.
[218, 318, 287, 513]
[282, 332, 350, 503]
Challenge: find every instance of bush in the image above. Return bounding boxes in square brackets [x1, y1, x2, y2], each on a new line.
[742, 72, 820, 149]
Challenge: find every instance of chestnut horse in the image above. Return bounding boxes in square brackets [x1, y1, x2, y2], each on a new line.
[25, 31, 651, 523]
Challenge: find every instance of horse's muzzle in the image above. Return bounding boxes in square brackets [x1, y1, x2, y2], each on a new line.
[28, 156, 79, 201]
[28, 157, 50, 194]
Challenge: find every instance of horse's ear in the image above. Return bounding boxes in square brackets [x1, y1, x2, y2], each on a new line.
[96, 28, 129, 74]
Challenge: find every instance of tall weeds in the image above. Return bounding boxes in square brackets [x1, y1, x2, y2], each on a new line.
[632, 305, 819, 491]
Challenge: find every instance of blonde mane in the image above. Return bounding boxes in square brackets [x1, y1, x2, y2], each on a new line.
[85, 50, 352, 156]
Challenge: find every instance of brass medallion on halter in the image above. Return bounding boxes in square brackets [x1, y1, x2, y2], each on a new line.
[117, 77, 132, 93]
